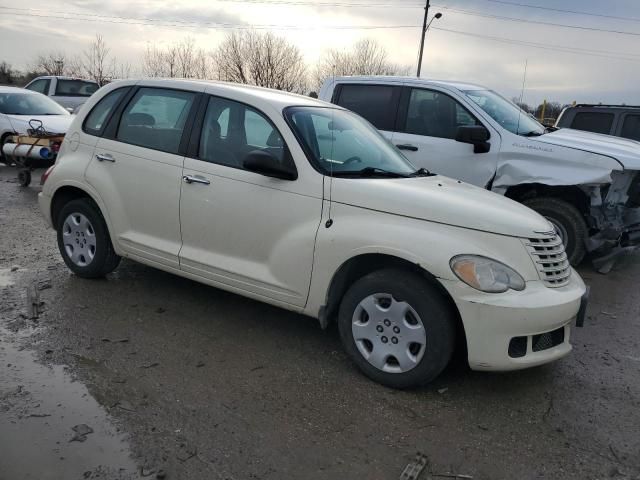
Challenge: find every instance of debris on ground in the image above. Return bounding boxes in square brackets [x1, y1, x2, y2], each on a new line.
[140, 362, 159, 369]
[69, 424, 94, 442]
[400, 452, 428, 480]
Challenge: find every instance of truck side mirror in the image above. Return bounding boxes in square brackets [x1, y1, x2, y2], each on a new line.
[456, 125, 491, 154]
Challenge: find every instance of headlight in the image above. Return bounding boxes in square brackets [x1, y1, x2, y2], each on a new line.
[450, 255, 525, 293]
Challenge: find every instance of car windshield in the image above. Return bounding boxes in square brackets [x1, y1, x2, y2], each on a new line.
[464, 89, 545, 136]
[285, 106, 416, 177]
[0, 92, 69, 116]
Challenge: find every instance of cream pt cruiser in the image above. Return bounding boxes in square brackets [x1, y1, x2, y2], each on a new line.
[39, 79, 588, 388]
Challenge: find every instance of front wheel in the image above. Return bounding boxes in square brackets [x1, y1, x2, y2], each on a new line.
[56, 199, 121, 278]
[523, 197, 587, 266]
[338, 269, 455, 389]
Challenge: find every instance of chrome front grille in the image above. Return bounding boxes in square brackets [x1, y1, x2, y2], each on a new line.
[524, 234, 571, 287]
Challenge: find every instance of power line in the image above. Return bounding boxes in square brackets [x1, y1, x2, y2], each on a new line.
[432, 4, 640, 37]
[215, 0, 424, 7]
[480, 0, 640, 23]
[432, 26, 640, 62]
[0, 8, 421, 30]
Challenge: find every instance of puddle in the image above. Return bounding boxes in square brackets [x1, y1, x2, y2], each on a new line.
[0, 328, 140, 480]
[0, 268, 16, 287]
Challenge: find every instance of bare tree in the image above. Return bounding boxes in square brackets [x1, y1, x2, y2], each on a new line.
[143, 38, 211, 79]
[83, 34, 113, 85]
[313, 38, 410, 90]
[33, 52, 83, 77]
[212, 31, 307, 93]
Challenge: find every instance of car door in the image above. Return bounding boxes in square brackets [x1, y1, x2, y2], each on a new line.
[179, 94, 323, 308]
[393, 86, 500, 187]
[85, 86, 199, 269]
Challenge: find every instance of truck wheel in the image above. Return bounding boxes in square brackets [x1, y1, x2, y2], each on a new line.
[338, 269, 455, 389]
[56, 199, 121, 278]
[523, 197, 587, 266]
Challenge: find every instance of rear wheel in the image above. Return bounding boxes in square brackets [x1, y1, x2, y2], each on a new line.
[56, 199, 120, 278]
[17, 170, 31, 187]
[523, 197, 587, 265]
[1, 134, 15, 166]
[338, 269, 455, 389]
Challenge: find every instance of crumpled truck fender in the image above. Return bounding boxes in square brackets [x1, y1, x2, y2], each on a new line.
[491, 142, 622, 194]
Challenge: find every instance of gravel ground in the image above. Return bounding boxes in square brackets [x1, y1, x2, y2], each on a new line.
[1, 165, 639, 480]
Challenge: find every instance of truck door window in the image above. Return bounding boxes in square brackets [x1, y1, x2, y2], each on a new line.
[336, 84, 399, 131]
[25, 79, 51, 95]
[571, 112, 614, 135]
[404, 88, 478, 139]
[621, 115, 640, 142]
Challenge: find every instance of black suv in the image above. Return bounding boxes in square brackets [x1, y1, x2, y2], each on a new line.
[555, 104, 640, 141]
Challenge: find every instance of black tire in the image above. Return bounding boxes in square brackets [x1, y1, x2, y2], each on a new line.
[523, 197, 587, 266]
[18, 170, 31, 187]
[1, 134, 15, 166]
[56, 198, 121, 278]
[338, 268, 456, 389]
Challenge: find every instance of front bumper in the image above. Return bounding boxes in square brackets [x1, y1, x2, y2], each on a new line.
[440, 270, 586, 371]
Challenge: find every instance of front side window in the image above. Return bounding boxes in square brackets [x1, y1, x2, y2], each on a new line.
[83, 88, 127, 136]
[117, 88, 196, 154]
[56, 79, 99, 97]
[465, 89, 544, 136]
[571, 112, 614, 135]
[336, 84, 399, 131]
[199, 96, 288, 170]
[404, 88, 479, 139]
[25, 79, 50, 95]
[621, 114, 640, 142]
[286, 106, 415, 177]
[0, 92, 68, 116]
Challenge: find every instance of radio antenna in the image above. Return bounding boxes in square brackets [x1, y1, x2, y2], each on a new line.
[516, 59, 528, 135]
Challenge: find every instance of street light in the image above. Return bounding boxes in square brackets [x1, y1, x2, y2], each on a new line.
[416, 3, 443, 77]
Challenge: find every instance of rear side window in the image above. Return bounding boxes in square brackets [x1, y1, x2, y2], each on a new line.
[83, 88, 127, 136]
[571, 112, 614, 134]
[117, 88, 196, 154]
[336, 84, 399, 131]
[621, 115, 640, 142]
[55, 79, 99, 97]
[25, 79, 50, 95]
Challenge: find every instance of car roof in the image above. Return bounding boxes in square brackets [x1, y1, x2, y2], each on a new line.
[30, 76, 98, 82]
[328, 75, 488, 91]
[0, 86, 40, 94]
[131, 78, 335, 109]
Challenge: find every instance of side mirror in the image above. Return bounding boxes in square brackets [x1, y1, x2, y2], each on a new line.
[455, 125, 491, 154]
[243, 150, 297, 181]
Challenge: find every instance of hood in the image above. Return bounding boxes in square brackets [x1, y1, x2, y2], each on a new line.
[6, 114, 73, 136]
[332, 175, 552, 238]
[534, 128, 640, 170]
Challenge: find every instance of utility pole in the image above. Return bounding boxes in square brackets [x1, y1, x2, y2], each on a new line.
[416, 0, 430, 77]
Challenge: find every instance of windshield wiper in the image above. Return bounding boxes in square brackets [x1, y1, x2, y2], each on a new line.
[410, 167, 435, 177]
[334, 167, 410, 178]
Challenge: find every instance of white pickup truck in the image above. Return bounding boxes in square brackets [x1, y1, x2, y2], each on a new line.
[24, 76, 99, 112]
[319, 76, 640, 272]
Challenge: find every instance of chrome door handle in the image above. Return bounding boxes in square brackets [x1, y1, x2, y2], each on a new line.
[183, 175, 210, 185]
[96, 153, 115, 162]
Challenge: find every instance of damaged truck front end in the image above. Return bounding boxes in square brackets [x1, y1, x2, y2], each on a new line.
[493, 128, 640, 272]
[584, 170, 640, 272]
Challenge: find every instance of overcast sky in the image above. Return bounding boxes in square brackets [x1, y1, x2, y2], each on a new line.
[1, 0, 639, 106]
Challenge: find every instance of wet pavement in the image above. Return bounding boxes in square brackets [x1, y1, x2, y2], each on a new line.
[0, 165, 639, 480]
